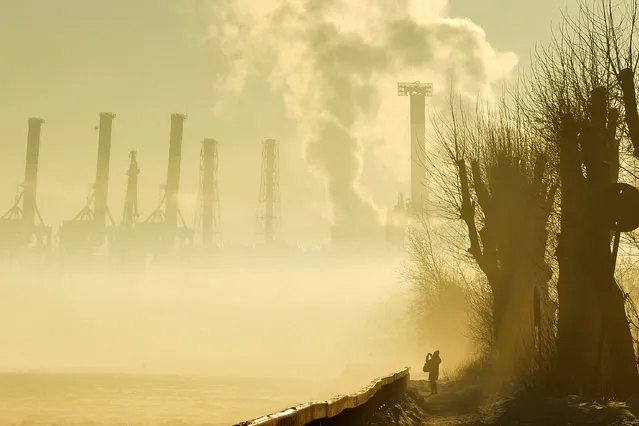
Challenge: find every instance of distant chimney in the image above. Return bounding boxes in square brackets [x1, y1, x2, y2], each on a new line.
[22, 117, 45, 225]
[164, 113, 186, 228]
[94, 112, 115, 226]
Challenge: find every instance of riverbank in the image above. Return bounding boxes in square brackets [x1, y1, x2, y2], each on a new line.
[372, 379, 639, 425]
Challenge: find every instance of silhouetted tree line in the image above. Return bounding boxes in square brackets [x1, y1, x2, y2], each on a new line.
[409, 0, 639, 399]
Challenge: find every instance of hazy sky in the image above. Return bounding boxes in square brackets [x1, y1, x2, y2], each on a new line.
[448, 0, 569, 63]
[0, 0, 568, 245]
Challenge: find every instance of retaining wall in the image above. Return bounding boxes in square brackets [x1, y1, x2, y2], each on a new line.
[234, 367, 410, 426]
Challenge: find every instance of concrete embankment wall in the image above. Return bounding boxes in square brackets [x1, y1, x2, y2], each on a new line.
[235, 367, 410, 426]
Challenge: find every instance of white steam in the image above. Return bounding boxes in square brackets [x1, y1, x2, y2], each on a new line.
[206, 0, 517, 226]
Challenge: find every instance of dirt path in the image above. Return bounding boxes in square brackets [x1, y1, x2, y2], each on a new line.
[373, 380, 639, 425]
[399, 380, 500, 425]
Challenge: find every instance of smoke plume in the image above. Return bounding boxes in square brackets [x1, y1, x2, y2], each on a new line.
[206, 0, 517, 227]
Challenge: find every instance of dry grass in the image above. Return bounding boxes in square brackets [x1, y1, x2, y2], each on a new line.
[447, 356, 492, 383]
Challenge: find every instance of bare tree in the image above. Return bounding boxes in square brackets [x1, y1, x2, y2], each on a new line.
[403, 217, 477, 358]
[427, 94, 558, 380]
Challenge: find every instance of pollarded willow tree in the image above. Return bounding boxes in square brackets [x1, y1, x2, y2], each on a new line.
[430, 96, 557, 379]
[526, 0, 639, 398]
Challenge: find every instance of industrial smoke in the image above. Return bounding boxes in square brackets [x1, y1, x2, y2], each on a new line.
[207, 0, 517, 227]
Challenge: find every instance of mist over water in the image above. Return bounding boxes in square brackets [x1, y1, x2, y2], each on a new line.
[0, 253, 428, 424]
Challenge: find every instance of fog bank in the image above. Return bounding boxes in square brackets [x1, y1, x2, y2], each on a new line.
[0, 255, 437, 385]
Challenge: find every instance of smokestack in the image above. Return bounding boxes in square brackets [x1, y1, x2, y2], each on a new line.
[201, 139, 219, 247]
[165, 113, 186, 228]
[22, 117, 45, 226]
[94, 112, 115, 227]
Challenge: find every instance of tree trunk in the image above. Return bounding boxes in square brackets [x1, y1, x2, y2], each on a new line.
[585, 87, 639, 398]
[556, 114, 602, 394]
[557, 88, 639, 397]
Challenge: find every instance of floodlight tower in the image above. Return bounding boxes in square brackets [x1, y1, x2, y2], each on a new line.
[398, 81, 433, 215]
